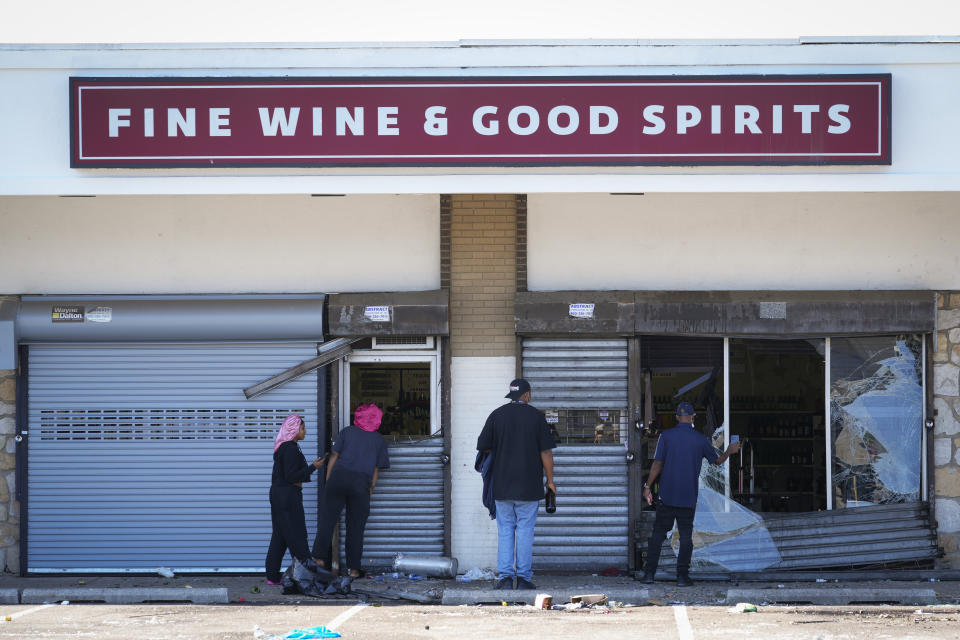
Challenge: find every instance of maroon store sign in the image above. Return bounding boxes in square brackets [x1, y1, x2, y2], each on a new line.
[70, 75, 891, 167]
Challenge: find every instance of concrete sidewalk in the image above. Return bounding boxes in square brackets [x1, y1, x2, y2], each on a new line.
[0, 571, 958, 607]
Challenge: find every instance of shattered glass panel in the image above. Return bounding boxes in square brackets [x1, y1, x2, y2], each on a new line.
[666, 424, 782, 571]
[830, 335, 923, 508]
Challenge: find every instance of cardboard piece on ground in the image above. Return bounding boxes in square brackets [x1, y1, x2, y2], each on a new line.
[534, 594, 553, 609]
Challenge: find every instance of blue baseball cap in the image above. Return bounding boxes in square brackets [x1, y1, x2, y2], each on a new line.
[676, 402, 695, 417]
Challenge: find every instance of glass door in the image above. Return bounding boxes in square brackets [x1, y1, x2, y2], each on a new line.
[728, 338, 827, 513]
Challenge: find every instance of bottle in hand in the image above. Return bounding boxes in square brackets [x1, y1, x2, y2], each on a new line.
[545, 487, 556, 514]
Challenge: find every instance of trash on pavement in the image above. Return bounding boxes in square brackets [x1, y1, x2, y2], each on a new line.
[570, 593, 607, 606]
[157, 567, 175, 578]
[254, 625, 342, 639]
[281, 558, 337, 598]
[534, 594, 553, 609]
[251, 585, 262, 594]
[459, 567, 496, 582]
[393, 589, 436, 604]
[283, 626, 342, 639]
[728, 602, 758, 613]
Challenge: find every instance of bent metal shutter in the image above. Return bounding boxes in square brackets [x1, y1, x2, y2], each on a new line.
[522, 338, 630, 570]
[340, 439, 445, 569]
[27, 343, 319, 573]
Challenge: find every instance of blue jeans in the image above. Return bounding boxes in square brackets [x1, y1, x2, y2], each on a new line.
[495, 500, 539, 581]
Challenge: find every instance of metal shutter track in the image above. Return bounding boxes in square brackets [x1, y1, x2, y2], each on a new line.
[338, 439, 444, 569]
[523, 338, 629, 570]
[28, 343, 319, 573]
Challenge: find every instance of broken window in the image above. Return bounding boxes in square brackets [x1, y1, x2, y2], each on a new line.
[830, 335, 923, 508]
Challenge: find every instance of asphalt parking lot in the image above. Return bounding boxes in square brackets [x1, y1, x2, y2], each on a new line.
[1, 571, 960, 639]
[2, 601, 960, 640]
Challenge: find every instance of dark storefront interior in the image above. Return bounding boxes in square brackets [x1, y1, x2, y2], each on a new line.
[641, 334, 923, 515]
[349, 362, 431, 441]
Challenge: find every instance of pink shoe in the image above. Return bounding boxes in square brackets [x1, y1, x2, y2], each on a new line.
[266, 579, 281, 585]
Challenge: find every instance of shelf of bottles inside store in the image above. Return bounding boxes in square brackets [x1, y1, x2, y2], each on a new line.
[544, 409, 625, 445]
[731, 395, 826, 513]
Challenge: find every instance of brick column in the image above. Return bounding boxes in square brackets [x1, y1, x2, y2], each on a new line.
[448, 194, 519, 358]
[446, 194, 524, 571]
[935, 291, 960, 567]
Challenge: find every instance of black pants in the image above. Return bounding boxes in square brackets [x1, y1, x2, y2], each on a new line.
[312, 468, 372, 572]
[644, 502, 696, 576]
[265, 485, 311, 582]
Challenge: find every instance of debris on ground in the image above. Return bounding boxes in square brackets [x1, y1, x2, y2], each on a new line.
[728, 602, 758, 613]
[157, 567, 175, 578]
[570, 593, 607, 606]
[456, 567, 496, 582]
[392, 589, 437, 604]
[254, 625, 341, 639]
[534, 594, 553, 609]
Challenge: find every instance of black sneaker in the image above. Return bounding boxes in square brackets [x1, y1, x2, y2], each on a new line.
[639, 572, 655, 585]
[676, 574, 693, 587]
[495, 576, 515, 590]
[515, 577, 537, 590]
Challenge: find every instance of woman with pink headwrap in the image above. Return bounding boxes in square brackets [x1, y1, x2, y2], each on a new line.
[265, 413, 325, 585]
[311, 404, 390, 585]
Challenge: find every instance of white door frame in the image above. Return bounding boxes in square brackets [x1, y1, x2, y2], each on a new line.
[338, 345, 441, 436]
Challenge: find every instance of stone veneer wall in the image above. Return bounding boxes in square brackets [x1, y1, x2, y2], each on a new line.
[935, 291, 960, 567]
[0, 296, 17, 573]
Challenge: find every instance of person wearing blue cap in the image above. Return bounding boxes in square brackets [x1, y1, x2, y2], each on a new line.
[640, 401, 740, 586]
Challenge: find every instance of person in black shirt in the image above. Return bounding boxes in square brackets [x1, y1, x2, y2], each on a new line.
[312, 404, 390, 582]
[476, 378, 556, 590]
[265, 413, 324, 585]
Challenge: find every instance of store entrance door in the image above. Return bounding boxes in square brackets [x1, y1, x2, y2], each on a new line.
[338, 348, 445, 569]
[729, 339, 827, 513]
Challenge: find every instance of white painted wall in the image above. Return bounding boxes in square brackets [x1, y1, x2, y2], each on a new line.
[450, 356, 515, 572]
[529, 192, 960, 291]
[0, 194, 439, 293]
[1, 42, 960, 193]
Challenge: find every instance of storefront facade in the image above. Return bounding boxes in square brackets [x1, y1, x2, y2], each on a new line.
[1, 39, 959, 574]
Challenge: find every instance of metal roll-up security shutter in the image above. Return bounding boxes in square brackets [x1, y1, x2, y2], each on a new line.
[523, 338, 630, 570]
[28, 343, 319, 573]
[523, 338, 628, 409]
[340, 439, 444, 569]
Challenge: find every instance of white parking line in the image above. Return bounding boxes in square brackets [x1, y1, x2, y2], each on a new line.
[673, 604, 694, 640]
[325, 602, 368, 631]
[3, 603, 56, 622]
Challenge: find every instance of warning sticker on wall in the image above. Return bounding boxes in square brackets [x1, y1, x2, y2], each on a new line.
[51, 306, 84, 323]
[364, 306, 392, 322]
[569, 303, 595, 319]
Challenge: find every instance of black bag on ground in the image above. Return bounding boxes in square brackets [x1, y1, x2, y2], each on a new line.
[281, 558, 335, 597]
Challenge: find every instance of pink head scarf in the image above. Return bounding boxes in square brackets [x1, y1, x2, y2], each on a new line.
[273, 413, 304, 452]
[354, 404, 383, 432]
